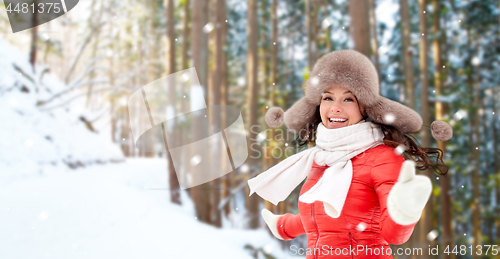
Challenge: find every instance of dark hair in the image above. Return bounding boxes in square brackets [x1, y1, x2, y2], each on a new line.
[291, 105, 449, 176]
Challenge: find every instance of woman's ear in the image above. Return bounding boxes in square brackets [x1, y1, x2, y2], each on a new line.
[358, 103, 367, 117]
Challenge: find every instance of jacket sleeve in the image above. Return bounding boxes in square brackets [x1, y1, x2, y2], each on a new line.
[371, 149, 417, 245]
[276, 213, 306, 240]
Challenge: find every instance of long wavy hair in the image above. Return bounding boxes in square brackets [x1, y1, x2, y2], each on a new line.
[291, 102, 449, 176]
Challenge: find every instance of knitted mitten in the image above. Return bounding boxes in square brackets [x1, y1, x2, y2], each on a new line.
[387, 160, 432, 225]
[261, 209, 285, 240]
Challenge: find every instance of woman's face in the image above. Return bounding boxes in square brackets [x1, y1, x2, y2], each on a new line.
[319, 86, 365, 129]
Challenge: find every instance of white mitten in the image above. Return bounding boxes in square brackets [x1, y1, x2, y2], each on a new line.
[387, 160, 432, 225]
[261, 209, 285, 240]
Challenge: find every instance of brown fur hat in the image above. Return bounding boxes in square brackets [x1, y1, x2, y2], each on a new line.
[265, 49, 453, 141]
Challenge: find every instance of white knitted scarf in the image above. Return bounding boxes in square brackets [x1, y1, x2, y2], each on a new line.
[248, 120, 384, 218]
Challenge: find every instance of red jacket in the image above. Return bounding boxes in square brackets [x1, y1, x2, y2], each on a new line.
[277, 145, 417, 259]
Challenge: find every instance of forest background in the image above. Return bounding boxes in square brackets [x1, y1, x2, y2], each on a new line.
[0, 0, 499, 258]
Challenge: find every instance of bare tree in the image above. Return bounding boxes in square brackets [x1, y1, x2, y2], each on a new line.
[400, 0, 416, 109]
[29, 6, 38, 73]
[191, 0, 211, 224]
[432, 0, 452, 254]
[369, 0, 380, 86]
[349, 0, 371, 57]
[246, 0, 260, 229]
[418, 1, 433, 257]
[164, 0, 181, 205]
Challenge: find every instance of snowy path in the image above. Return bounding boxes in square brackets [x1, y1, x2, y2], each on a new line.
[0, 158, 300, 259]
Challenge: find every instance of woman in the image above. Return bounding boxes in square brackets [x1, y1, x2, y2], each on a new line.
[247, 50, 452, 259]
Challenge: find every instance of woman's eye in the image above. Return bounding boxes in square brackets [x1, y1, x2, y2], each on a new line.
[345, 98, 354, 102]
[323, 97, 332, 101]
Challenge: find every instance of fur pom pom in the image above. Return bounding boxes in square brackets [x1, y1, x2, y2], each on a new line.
[265, 107, 285, 128]
[430, 121, 453, 141]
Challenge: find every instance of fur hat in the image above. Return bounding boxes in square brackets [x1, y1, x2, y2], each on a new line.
[265, 50, 452, 142]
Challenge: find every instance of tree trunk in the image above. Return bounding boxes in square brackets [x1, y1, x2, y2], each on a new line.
[218, 0, 231, 218]
[418, 1, 432, 257]
[246, 0, 260, 229]
[191, 0, 211, 224]
[181, 0, 191, 70]
[206, 0, 225, 228]
[496, 0, 500, 244]
[432, 0, 452, 255]
[471, 41, 482, 259]
[29, 5, 38, 73]
[85, 0, 105, 107]
[306, 0, 312, 70]
[164, 0, 181, 205]
[269, 0, 279, 200]
[349, 0, 371, 58]
[494, 86, 500, 243]
[400, 0, 415, 109]
[369, 0, 381, 87]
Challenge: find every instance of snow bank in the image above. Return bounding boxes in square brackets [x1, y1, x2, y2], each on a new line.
[0, 158, 302, 259]
[0, 38, 124, 177]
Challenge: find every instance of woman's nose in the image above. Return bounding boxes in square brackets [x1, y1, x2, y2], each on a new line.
[331, 101, 343, 112]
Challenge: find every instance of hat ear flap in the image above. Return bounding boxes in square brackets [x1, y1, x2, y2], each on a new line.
[430, 120, 453, 141]
[284, 98, 319, 133]
[265, 107, 285, 128]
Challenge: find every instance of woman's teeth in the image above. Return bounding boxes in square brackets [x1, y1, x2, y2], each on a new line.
[329, 118, 347, 123]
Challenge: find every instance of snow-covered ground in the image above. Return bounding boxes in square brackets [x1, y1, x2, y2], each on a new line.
[0, 158, 302, 259]
[0, 26, 300, 259]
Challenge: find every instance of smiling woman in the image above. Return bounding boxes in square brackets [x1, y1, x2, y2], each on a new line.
[249, 49, 452, 259]
[319, 86, 365, 129]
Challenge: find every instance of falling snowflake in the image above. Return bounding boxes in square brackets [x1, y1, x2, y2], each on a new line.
[427, 230, 439, 241]
[256, 132, 266, 143]
[453, 109, 467, 121]
[38, 211, 50, 222]
[190, 155, 202, 166]
[240, 164, 249, 173]
[181, 71, 191, 82]
[237, 77, 246, 86]
[356, 222, 367, 232]
[471, 57, 480, 66]
[394, 144, 408, 155]
[25, 139, 34, 148]
[263, 244, 274, 254]
[321, 17, 333, 29]
[203, 22, 214, 33]
[310, 76, 320, 86]
[384, 113, 396, 124]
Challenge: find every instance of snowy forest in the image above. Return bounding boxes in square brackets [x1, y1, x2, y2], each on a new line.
[1, 0, 499, 258]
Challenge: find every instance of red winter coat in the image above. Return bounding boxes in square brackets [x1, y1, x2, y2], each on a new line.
[277, 145, 417, 259]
